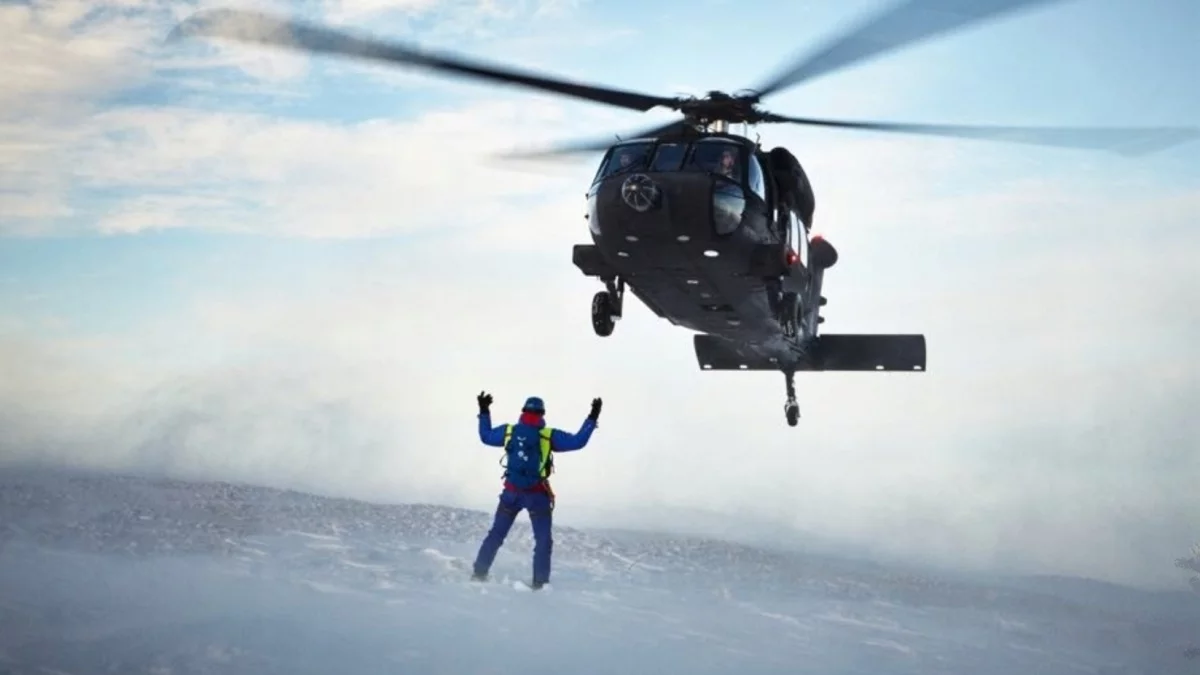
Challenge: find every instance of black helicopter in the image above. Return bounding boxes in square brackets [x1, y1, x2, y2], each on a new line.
[172, 1, 1196, 426]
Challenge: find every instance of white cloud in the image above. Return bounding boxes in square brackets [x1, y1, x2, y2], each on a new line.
[322, 0, 445, 23]
[0, 2, 149, 118]
[0, 0, 644, 236]
[61, 100, 604, 237]
[94, 194, 230, 234]
[0, 0, 319, 118]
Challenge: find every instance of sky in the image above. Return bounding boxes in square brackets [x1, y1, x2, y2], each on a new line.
[1, 0, 1198, 589]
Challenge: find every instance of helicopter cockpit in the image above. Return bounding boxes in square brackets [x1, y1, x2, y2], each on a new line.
[595, 138, 756, 182]
[592, 137, 767, 236]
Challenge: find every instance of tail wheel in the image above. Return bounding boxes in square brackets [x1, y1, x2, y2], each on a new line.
[785, 400, 799, 426]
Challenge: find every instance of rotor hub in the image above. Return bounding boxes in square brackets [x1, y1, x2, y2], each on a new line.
[676, 91, 765, 125]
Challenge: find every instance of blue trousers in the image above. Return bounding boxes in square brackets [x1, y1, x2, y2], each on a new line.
[472, 487, 554, 584]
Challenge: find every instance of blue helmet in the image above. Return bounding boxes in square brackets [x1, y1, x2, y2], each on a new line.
[522, 396, 545, 414]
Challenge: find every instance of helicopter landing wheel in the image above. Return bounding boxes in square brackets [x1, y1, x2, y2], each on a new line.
[592, 290, 616, 337]
[785, 400, 800, 427]
[783, 370, 799, 426]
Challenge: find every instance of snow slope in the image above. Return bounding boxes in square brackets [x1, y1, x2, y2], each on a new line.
[0, 465, 1195, 675]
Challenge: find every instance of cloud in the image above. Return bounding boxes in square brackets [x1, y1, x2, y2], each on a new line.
[0, 2, 153, 118]
[0, 0, 312, 231]
[0, 0, 643, 237]
[57, 100, 602, 237]
[322, 0, 445, 23]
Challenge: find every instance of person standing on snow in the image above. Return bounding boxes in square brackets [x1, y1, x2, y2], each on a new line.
[470, 391, 601, 589]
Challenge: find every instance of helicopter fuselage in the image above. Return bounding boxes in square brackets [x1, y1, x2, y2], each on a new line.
[588, 166, 784, 338]
[575, 133, 821, 350]
[573, 131, 926, 425]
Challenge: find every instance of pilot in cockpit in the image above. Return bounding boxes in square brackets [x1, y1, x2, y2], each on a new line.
[715, 148, 738, 179]
[602, 148, 638, 178]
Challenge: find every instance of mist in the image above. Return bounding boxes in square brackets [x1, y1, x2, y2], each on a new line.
[3, 187, 1198, 592]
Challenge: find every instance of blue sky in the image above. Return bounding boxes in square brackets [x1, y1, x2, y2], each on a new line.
[1, 0, 1198, 588]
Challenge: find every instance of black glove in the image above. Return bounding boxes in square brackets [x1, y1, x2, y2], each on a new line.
[477, 391, 493, 415]
[588, 397, 602, 421]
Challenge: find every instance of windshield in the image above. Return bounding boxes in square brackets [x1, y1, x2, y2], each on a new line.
[596, 142, 653, 180]
[686, 140, 742, 182]
[593, 139, 750, 186]
[650, 142, 688, 171]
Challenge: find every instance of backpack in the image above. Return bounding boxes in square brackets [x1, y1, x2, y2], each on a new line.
[502, 423, 554, 489]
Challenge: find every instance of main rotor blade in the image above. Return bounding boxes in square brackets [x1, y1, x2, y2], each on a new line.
[751, 0, 1066, 100]
[496, 118, 693, 160]
[762, 114, 1200, 155]
[170, 8, 678, 113]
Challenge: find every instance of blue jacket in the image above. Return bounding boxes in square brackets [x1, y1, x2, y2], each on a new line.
[478, 412, 596, 452]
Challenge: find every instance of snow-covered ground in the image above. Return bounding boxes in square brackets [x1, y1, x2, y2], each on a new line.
[1, 465, 1196, 675]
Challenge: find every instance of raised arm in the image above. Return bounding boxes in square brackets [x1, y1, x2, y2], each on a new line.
[476, 391, 507, 447]
[549, 398, 602, 452]
[549, 417, 596, 452]
[478, 412, 508, 447]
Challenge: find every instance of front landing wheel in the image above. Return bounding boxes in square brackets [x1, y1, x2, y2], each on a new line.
[592, 291, 616, 337]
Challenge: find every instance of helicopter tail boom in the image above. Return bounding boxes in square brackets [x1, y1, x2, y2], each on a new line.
[693, 334, 926, 372]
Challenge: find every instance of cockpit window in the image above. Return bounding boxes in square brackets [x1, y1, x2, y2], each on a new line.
[747, 153, 766, 200]
[597, 142, 653, 180]
[650, 143, 688, 171]
[686, 141, 743, 182]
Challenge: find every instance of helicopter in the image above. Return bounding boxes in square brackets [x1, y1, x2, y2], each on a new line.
[171, 0, 1197, 426]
